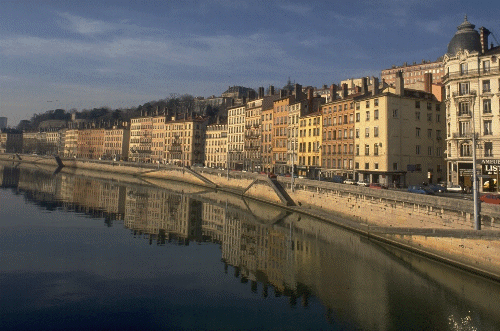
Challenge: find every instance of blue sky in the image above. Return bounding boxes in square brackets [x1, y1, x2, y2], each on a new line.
[1, 0, 499, 126]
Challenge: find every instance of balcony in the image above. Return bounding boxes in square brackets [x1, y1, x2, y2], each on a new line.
[452, 90, 476, 98]
[442, 67, 500, 81]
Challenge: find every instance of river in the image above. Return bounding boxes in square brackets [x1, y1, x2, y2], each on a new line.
[1, 163, 499, 330]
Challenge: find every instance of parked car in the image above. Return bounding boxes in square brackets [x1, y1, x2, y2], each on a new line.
[357, 180, 369, 187]
[480, 194, 500, 204]
[427, 184, 446, 193]
[344, 179, 356, 185]
[407, 185, 434, 195]
[329, 175, 345, 183]
[446, 184, 463, 193]
[369, 183, 387, 189]
[267, 172, 277, 179]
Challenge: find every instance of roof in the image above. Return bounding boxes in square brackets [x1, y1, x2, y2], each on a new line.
[447, 16, 481, 56]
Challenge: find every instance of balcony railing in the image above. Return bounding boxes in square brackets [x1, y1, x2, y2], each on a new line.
[442, 67, 500, 81]
[452, 90, 476, 98]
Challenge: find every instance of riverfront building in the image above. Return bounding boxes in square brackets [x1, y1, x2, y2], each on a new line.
[103, 124, 130, 161]
[151, 112, 166, 164]
[320, 83, 360, 179]
[227, 104, 246, 170]
[0, 129, 22, 154]
[164, 116, 208, 167]
[443, 16, 500, 192]
[297, 111, 323, 178]
[129, 114, 152, 163]
[261, 103, 274, 173]
[381, 60, 444, 87]
[204, 120, 228, 169]
[244, 95, 263, 172]
[354, 72, 445, 186]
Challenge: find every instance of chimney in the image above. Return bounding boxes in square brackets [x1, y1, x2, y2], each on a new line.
[423, 73, 432, 93]
[242, 96, 247, 105]
[308, 88, 314, 100]
[362, 77, 368, 95]
[372, 77, 379, 95]
[355, 86, 361, 93]
[480, 27, 490, 54]
[330, 84, 337, 101]
[342, 83, 348, 98]
[248, 90, 256, 101]
[269, 85, 275, 96]
[280, 89, 287, 98]
[258, 87, 265, 99]
[294, 84, 302, 99]
[395, 71, 404, 96]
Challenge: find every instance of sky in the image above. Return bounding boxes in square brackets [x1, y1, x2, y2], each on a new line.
[1, 0, 500, 126]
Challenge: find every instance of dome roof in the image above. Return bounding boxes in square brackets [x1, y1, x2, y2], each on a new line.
[447, 16, 481, 55]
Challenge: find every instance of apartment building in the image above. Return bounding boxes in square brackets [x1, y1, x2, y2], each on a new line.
[77, 128, 105, 159]
[382, 60, 444, 87]
[129, 114, 152, 163]
[273, 92, 296, 174]
[151, 113, 166, 163]
[164, 116, 208, 167]
[103, 124, 130, 161]
[261, 104, 274, 173]
[297, 112, 323, 178]
[227, 104, 246, 170]
[321, 83, 361, 179]
[0, 129, 22, 154]
[244, 94, 263, 172]
[204, 121, 228, 169]
[63, 129, 78, 157]
[443, 17, 500, 191]
[354, 72, 445, 186]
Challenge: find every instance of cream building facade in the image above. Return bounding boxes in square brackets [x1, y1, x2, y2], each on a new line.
[354, 73, 445, 186]
[443, 16, 500, 192]
[204, 122, 228, 169]
[227, 104, 246, 170]
[297, 112, 323, 178]
[164, 116, 208, 167]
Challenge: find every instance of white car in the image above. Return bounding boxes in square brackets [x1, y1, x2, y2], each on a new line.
[446, 184, 462, 193]
[344, 179, 356, 185]
[357, 180, 369, 187]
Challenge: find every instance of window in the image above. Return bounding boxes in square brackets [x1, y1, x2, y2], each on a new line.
[460, 62, 468, 75]
[356, 113, 360, 122]
[427, 102, 432, 110]
[459, 82, 470, 95]
[374, 126, 379, 137]
[365, 144, 369, 155]
[459, 121, 470, 137]
[436, 130, 441, 140]
[428, 146, 432, 156]
[461, 143, 471, 157]
[365, 163, 369, 170]
[355, 128, 359, 138]
[415, 101, 420, 108]
[393, 109, 398, 118]
[428, 129, 432, 138]
[374, 163, 379, 170]
[374, 144, 379, 155]
[393, 162, 398, 171]
[416, 127, 421, 137]
[436, 114, 441, 122]
[436, 104, 440, 111]
[366, 111, 370, 121]
[485, 142, 493, 157]
[427, 113, 432, 122]
[416, 145, 420, 155]
[415, 111, 420, 120]
[459, 102, 470, 116]
[483, 80, 491, 93]
[374, 109, 379, 120]
[483, 60, 490, 73]
[355, 162, 359, 169]
[484, 120, 493, 135]
[356, 103, 360, 110]
[365, 128, 370, 137]
[374, 99, 379, 106]
[483, 99, 492, 113]
[366, 101, 370, 108]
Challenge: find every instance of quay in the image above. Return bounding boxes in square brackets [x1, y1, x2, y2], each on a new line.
[2, 153, 500, 281]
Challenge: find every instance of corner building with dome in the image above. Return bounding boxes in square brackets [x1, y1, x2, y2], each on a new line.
[443, 16, 500, 191]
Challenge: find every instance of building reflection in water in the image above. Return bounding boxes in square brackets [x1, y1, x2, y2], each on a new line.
[1, 162, 500, 330]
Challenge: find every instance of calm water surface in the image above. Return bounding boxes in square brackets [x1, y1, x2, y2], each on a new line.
[1, 163, 500, 330]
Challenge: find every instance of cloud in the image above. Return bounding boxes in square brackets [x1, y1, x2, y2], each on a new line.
[57, 12, 116, 36]
[278, 4, 312, 16]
